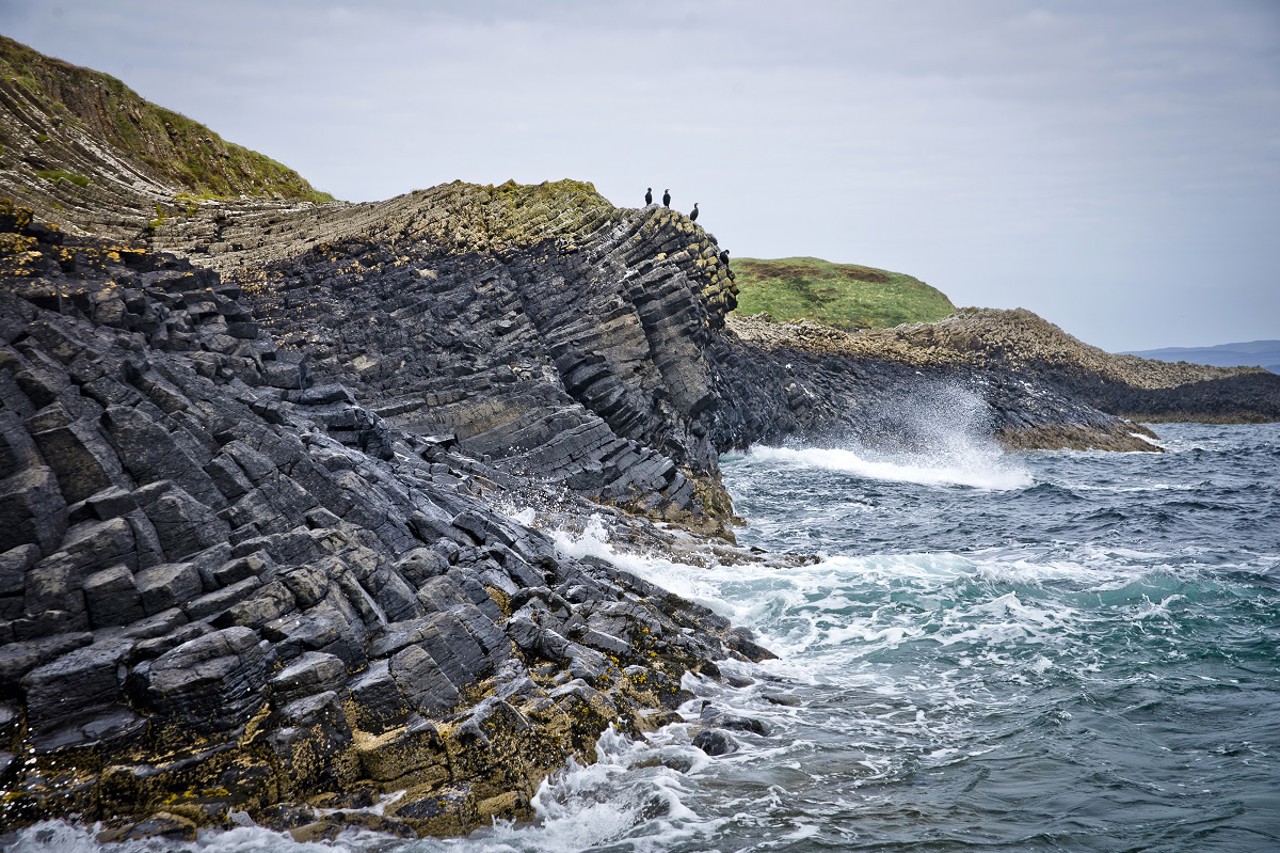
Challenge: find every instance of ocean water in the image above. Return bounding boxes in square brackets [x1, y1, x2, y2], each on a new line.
[9, 421, 1280, 852]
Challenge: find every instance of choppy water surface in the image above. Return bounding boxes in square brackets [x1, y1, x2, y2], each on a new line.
[10, 423, 1280, 852]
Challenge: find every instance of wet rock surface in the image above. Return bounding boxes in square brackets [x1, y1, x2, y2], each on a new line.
[0, 205, 760, 837]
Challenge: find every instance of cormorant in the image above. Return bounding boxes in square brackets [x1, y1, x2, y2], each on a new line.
[645, 188, 652, 205]
[662, 189, 671, 208]
[690, 203, 699, 222]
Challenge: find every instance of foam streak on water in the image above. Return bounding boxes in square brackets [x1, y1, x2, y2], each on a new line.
[742, 444, 1032, 490]
[6, 424, 1280, 852]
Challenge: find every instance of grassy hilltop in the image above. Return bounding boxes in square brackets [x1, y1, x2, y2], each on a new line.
[732, 256, 955, 331]
[0, 33, 332, 226]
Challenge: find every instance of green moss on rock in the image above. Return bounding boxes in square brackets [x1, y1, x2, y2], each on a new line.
[35, 169, 90, 187]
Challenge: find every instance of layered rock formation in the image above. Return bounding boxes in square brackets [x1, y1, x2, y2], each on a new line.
[722, 314, 1158, 452]
[847, 308, 1280, 425]
[3, 33, 1277, 843]
[0, 201, 768, 838]
[728, 307, 1280, 437]
[0, 34, 330, 243]
[0, 180, 1165, 839]
[162, 181, 742, 529]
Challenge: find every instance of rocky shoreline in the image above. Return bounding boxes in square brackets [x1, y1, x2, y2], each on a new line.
[3, 33, 1279, 842]
[4, 172, 1279, 839]
[0, 200, 777, 839]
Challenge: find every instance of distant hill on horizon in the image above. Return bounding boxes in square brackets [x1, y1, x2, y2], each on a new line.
[1123, 340, 1280, 374]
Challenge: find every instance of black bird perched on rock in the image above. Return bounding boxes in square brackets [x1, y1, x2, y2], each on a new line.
[719, 249, 730, 264]
[690, 203, 699, 222]
[662, 189, 671, 208]
[645, 187, 652, 205]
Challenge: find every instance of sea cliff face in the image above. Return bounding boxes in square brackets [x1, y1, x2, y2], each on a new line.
[0, 180, 1166, 839]
[0, 184, 1175, 838]
[3, 34, 1278, 843]
[0, 200, 769, 838]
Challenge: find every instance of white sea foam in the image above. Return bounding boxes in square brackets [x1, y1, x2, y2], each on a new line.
[724, 383, 1033, 490]
[550, 519, 1113, 676]
[3, 821, 359, 853]
[745, 444, 1032, 490]
[509, 506, 537, 525]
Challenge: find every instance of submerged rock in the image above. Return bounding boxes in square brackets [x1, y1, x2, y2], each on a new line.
[692, 728, 739, 756]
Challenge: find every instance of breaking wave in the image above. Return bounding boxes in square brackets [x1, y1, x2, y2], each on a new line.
[737, 383, 1032, 490]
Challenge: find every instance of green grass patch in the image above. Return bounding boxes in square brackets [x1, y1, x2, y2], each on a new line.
[732, 256, 954, 330]
[35, 169, 90, 187]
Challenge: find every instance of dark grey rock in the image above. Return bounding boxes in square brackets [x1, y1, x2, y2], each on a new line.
[29, 419, 122, 504]
[21, 639, 132, 738]
[212, 552, 271, 589]
[136, 482, 230, 561]
[698, 703, 770, 735]
[347, 660, 410, 733]
[262, 604, 368, 670]
[269, 651, 346, 707]
[692, 728, 739, 756]
[0, 631, 94, 694]
[147, 626, 268, 733]
[66, 485, 138, 524]
[205, 453, 253, 500]
[389, 644, 460, 717]
[395, 547, 449, 587]
[361, 565, 422, 623]
[279, 564, 329, 608]
[210, 579, 296, 629]
[0, 543, 39, 596]
[100, 405, 221, 507]
[184, 576, 262, 621]
[0, 465, 66, 556]
[134, 562, 203, 616]
[83, 564, 146, 628]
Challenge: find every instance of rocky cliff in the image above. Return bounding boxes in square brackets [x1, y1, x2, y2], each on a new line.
[2, 34, 1277, 843]
[844, 308, 1280, 425]
[0, 200, 770, 838]
[0, 181, 1161, 839]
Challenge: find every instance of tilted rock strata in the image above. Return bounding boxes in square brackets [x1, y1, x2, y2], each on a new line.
[887, 307, 1266, 389]
[718, 317, 1156, 453]
[148, 180, 1152, 500]
[148, 181, 744, 530]
[0, 35, 331, 244]
[0, 210, 768, 837]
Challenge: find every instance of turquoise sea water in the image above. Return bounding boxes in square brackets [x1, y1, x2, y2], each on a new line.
[9, 422, 1280, 852]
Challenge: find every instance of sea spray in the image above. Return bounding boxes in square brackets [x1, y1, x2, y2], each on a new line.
[734, 383, 1033, 491]
[742, 444, 1031, 490]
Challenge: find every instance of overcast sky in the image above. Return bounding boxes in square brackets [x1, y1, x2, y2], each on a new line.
[3, 1, 1278, 351]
